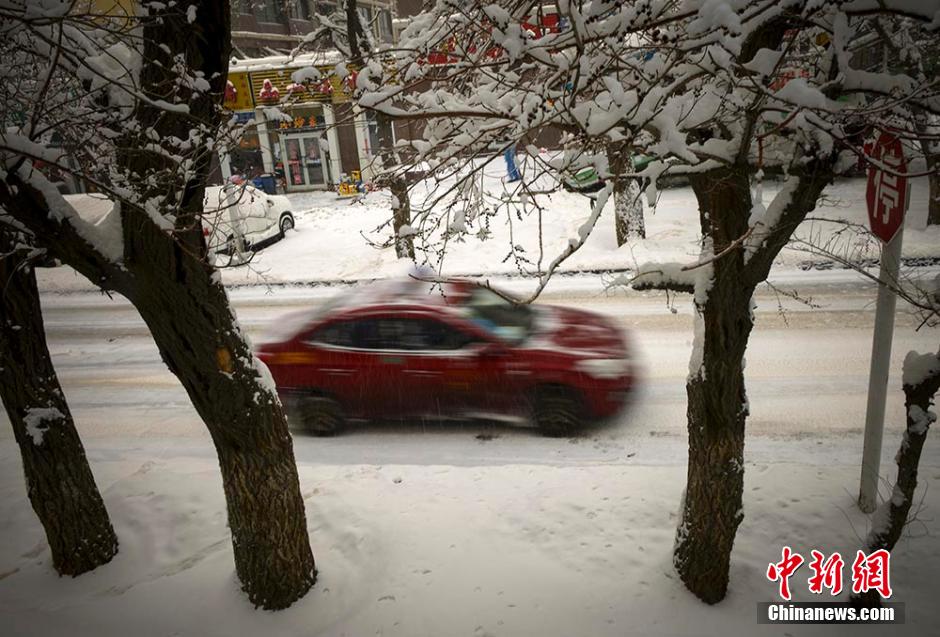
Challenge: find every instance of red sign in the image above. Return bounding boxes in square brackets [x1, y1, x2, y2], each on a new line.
[866, 131, 909, 243]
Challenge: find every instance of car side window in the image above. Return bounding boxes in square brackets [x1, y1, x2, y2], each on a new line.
[309, 317, 478, 351]
[418, 319, 478, 350]
[370, 318, 477, 351]
[308, 320, 354, 347]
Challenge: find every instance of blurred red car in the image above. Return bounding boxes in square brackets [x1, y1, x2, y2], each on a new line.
[256, 277, 634, 436]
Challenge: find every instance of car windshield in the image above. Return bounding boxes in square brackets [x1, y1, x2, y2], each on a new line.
[461, 287, 532, 344]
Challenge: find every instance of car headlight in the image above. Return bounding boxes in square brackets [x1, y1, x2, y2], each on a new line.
[576, 358, 630, 379]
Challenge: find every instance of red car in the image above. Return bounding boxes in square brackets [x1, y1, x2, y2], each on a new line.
[256, 277, 634, 436]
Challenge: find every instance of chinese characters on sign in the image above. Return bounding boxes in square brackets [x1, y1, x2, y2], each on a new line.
[767, 548, 891, 601]
[865, 131, 909, 243]
[279, 116, 321, 130]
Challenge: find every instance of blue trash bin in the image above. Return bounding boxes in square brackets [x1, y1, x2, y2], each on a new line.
[254, 174, 277, 194]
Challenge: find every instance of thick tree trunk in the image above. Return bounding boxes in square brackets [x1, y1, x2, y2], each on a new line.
[120, 218, 317, 608]
[851, 350, 940, 609]
[674, 167, 755, 604]
[0, 235, 118, 576]
[673, 161, 833, 603]
[608, 142, 645, 244]
[118, 1, 316, 609]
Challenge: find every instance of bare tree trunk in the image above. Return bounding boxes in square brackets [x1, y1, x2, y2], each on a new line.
[121, 230, 317, 607]
[608, 142, 645, 244]
[927, 164, 940, 226]
[111, 0, 317, 609]
[673, 167, 754, 603]
[914, 111, 940, 227]
[391, 177, 415, 259]
[0, 0, 316, 609]
[343, 0, 414, 259]
[851, 349, 940, 609]
[672, 161, 834, 603]
[614, 177, 645, 244]
[0, 233, 118, 576]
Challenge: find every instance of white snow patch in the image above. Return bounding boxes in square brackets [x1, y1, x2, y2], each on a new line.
[903, 350, 940, 387]
[908, 405, 936, 436]
[23, 407, 63, 445]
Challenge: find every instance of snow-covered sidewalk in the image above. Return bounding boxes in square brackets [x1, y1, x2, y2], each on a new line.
[1, 440, 938, 636]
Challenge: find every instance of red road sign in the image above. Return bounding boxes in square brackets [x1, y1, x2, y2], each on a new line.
[866, 132, 909, 243]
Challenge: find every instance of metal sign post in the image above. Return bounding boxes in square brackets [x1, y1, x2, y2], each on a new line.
[858, 131, 909, 513]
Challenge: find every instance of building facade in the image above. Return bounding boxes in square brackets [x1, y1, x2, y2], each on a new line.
[221, 0, 398, 192]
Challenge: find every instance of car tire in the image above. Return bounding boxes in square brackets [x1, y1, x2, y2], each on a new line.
[533, 387, 582, 437]
[279, 213, 294, 236]
[297, 395, 344, 436]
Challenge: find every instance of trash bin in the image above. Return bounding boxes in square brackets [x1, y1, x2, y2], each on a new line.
[254, 174, 277, 194]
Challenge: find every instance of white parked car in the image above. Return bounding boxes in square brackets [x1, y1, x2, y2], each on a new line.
[57, 184, 295, 260]
[203, 183, 295, 255]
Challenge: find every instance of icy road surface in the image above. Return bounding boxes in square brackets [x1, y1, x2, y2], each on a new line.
[6, 276, 937, 469]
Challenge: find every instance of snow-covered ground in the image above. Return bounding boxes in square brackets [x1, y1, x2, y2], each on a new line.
[2, 280, 938, 636]
[36, 176, 940, 292]
[4, 175, 939, 635]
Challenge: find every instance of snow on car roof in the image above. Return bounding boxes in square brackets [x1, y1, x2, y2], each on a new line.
[327, 276, 462, 314]
[63, 193, 116, 224]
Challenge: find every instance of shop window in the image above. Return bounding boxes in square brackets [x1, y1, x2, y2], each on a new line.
[252, 0, 283, 23]
[366, 111, 394, 157]
[285, 0, 309, 19]
[313, 1, 338, 16]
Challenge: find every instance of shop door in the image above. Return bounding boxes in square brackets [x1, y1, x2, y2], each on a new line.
[282, 134, 329, 190]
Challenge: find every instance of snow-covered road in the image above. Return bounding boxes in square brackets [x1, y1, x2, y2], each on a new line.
[8, 276, 936, 469]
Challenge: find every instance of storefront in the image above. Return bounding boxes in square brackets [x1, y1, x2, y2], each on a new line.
[219, 55, 367, 193]
[273, 105, 332, 190]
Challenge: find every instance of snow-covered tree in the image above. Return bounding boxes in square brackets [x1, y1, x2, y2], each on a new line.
[850, 348, 939, 610]
[0, 0, 315, 609]
[0, 228, 119, 576]
[352, 0, 940, 603]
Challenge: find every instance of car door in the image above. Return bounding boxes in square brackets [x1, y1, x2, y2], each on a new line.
[299, 316, 402, 419]
[238, 185, 272, 239]
[390, 316, 491, 419]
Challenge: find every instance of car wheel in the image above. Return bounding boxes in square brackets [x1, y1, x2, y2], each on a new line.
[297, 395, 344, 436]
[279, 213, 294, 236]
[533, 387, 582, 437]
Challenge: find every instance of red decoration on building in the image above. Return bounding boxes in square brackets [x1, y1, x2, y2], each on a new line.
[258, 78, 280, 102]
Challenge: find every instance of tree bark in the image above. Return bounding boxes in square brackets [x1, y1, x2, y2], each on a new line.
[927, 165, 940, 226]
[850, 350, 940, 609]
[343, 1, 415, 260]
[673, 162, 834, 603]
[122, 231, 317, 608]
[614, 177, 645, 244]
[391, 176, 415, 259]
[0, 0, 317, 609]
[0, 233, 118, 576]
[111, 0, 317, 609]
[608, 142, 645, 244]
[673, 166, 754, 604]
